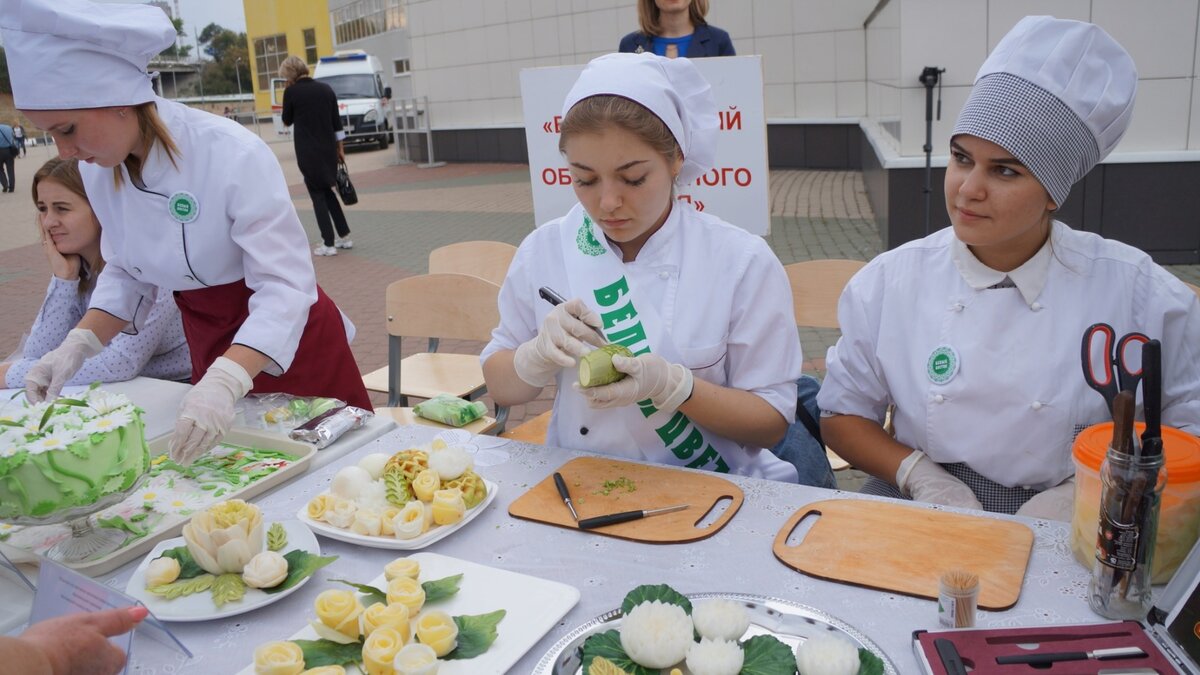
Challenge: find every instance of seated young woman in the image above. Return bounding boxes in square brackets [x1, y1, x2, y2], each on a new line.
[481, 53, 804, 481]
[818, 16, 1200, 519]
[0, 158, 190, 389]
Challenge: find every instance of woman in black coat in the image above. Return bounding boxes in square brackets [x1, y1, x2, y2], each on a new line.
[280, 55, 354, 257]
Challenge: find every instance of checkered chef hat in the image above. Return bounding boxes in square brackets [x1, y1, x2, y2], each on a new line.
[562, 52, 718, 184]
[953, 16, 1137, 206]
[0, 0, 176, 110]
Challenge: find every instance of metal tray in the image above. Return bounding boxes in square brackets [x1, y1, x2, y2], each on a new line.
[532, 591, 898, 675]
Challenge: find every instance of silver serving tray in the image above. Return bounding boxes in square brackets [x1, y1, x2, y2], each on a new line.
[532, 591, 898, 674]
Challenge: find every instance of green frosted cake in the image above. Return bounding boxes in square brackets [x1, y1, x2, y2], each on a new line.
[0, 389, 149, 520]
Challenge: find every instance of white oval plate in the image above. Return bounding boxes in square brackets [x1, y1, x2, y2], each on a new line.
[125, 520, 322, 622]
[296, 479, 498, 550]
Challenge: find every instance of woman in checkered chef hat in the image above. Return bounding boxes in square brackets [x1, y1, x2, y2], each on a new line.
[818, 16, 1200, 518]
[1, 0, 372, 467]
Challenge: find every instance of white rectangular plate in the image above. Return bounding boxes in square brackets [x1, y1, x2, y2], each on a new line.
[237, 551, 581, 674]
[296, 480, 498, 550]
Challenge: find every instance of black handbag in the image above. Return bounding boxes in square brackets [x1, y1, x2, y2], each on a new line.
[335, 162, 358, 206]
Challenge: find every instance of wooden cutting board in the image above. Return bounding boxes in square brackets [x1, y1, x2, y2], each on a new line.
[772, 499, 1034, 610]
[508, 457, 743, 543]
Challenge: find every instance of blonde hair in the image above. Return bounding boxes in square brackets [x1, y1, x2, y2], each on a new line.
[279, 55, 309, 83]
[33, 158, 106, 294]
[559, 95, 681, 167]
[114, 102, 181, 187]
[638, 0, 708, 36]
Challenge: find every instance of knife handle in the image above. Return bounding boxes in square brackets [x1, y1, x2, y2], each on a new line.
[1142, 340, 1161, 443]
[577, 510, 642, 529]
[996, 651, 1087, 665]
[553, 472, 571, 500]
[933, 638, 967, 675]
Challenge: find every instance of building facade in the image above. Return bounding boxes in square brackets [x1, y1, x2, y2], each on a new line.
[244, 0, 337, 112]
[328, 0, 415, 101]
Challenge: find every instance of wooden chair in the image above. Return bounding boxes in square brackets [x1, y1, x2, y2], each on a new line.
[784, 259, 867, 471]
[360, 273, 509, 432]
[428, 241, 517, 286]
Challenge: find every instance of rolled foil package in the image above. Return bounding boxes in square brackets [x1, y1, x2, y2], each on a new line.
[289, 406, 372, 448]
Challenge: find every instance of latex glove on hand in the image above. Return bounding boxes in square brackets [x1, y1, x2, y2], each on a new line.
[575, 353, 694, 413]
[513, 298, 606, 387]
[24, 328, 103, 402]
[1016, 478, 1075, 521]
[169, 357, 254, 466]
[896, 450, 984, 511]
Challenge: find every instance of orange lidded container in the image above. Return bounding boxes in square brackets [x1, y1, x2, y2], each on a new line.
[1071, 422, 1200, 584]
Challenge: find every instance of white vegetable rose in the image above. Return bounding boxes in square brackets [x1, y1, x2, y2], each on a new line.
[384, 557, 421, 581]
[795, 634, 859, 675]
[393, 643, 439, 675]
[351, 509, 383, 537]
[415, 610, 458, 657]
[253, 641, 305, 675]
[324, 497, 358, 529]
[362, 625, 406, 675]
[243, 551, 289, 589]
[692, 599, 751, 642]
[619, 601, 693, 669]
[182, 499, 265, 575]
[391, 501, 428, 540]
[145, 556, 181, 588]
[686, 638, 744, 675]
[427, 445, 472, 481]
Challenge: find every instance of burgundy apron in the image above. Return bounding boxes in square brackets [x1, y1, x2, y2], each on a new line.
[174, 279, 373, 411]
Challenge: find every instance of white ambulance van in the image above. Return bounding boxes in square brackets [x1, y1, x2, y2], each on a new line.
[311, 50, 393, 150]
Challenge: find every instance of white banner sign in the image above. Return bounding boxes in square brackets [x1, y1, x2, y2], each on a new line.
[520, 56, 770, 235]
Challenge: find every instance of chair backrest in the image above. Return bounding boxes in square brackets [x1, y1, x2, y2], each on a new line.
[385, 273, 501, 342]
[428, 241, 517, 287]
[784, 259, 866, 329]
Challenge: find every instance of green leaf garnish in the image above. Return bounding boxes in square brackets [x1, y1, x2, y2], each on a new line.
[261, 550, 338, 595]
[858, 648, 885, 675]
[620, 584, 692, 615]
[329, 578, 387, 606]
[147, 574, 215, 600]
[740, 634, 798, 675]
[291, 639, 364, 668]
[211, 573, 246, 607]
[96, 515, 147, 537]
[422, 573, 463, 603]
[443, 609, 506, 660]
[579, 630, 654, 675]
[53, 398, 88, 408]
[156, 546, 206, 580]
[267, 522, 288, 552]
[0, 420, 22, 428]
[37, 405, 55, 432]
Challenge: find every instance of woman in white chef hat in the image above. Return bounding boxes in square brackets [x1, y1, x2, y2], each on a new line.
[819, 16, 1200, 518]
[482, 53, 804, 481]
[0, 0, 372, 464]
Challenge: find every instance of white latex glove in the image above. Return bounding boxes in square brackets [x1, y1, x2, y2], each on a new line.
[24, 328, 103, 402]
[1016, 478, 1075, 521]
[169, 357, 254, 466]
[896, 450, 984, 511]
[513, 298, 606, 387]
[575, 353, 694, 413]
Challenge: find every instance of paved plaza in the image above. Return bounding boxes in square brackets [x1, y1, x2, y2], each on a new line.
[2, 131, 1198, 490]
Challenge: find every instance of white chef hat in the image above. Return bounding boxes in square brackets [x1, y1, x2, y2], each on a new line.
[952, 16, 1137, 206]
[0, 0, 176, 110]
[562, 52, 718, 184]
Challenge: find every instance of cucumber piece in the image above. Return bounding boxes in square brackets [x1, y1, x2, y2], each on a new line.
[578, 344, 634, 388]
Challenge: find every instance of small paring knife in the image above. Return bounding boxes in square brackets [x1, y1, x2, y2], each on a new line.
[552, 472, 578, 521]
[934, 638, 967, 675]
[996, 646, 1146, 666]
[577, 504, 689, 530]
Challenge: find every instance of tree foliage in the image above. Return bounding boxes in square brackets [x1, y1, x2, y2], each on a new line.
[157, 17, 193, 59]
[196, 24, 250, 95]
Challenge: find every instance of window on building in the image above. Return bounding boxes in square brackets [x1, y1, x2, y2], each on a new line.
[253, 33, 288, 90]
[332, 0, 405, 45]
[303, 28, 318, 64]
[393, 58, 410, 76]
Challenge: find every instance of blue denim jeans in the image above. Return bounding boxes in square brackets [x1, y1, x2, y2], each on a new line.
[769, 375, 837, 488]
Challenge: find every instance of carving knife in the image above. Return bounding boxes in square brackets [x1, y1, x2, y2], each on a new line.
[934, 638, 967, 675]
[577, 504, 689, 529]
[996, 646, 1146, 665]
[552, 472, 578, 521]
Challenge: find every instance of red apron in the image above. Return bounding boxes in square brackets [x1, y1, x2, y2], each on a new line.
[174, 279, 373, 411]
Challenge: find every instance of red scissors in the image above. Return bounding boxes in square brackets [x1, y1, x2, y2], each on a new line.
[1081, 323, 1149, 415]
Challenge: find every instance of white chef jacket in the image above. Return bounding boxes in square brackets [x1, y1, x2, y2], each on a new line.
[81, 98, 317, 375]
[818, 221, 1200, 490]
[482, 204, 803, 479]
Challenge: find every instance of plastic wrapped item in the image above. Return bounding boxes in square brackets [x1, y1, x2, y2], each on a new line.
[289, 406, 373, 448]
[412, 394, 487, 428]
[234, 394, 346, 433]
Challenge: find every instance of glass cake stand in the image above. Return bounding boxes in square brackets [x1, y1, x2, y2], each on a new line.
[1, 474, 150, 563]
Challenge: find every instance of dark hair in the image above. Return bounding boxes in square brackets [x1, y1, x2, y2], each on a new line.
[559, 95, 682, 167]
[638, 0, 708, 36]
[33, 157, 105, 294]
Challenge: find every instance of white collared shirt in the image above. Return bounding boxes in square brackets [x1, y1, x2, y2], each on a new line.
[819, 222, 1200, 490]
[951, 231, 1052, 307]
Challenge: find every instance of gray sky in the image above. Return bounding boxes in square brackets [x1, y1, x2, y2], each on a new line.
[97, 0, 247, 56]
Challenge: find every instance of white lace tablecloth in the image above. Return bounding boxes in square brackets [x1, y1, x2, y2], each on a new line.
[101, 426, 1104, 674]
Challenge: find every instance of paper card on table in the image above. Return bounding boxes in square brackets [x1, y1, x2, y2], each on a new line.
[31, 559, 191, 668]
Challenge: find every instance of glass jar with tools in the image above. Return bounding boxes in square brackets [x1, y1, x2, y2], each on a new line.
[1088, 390, 1167, 619]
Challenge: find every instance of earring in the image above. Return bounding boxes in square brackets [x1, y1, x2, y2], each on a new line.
[119, 109, 127, 117]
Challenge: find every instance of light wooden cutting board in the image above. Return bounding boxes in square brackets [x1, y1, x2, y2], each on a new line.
[508, 457, 743, 543]
[772, 499, 1034, 610]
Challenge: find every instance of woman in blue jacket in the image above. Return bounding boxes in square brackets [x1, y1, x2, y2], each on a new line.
[619, 0, 734, 58]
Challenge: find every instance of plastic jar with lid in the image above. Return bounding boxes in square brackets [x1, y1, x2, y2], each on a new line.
[1071, 422, 1200, 584]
